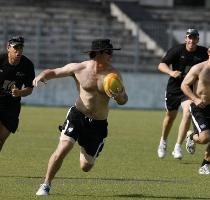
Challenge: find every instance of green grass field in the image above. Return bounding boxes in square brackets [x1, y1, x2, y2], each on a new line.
[0, 106, 209, 200]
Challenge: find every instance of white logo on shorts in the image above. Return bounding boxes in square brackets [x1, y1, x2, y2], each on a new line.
[200, 124, 206, 129]
[68, 127, 73, 132]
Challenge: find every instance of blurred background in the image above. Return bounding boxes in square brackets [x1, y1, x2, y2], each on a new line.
[1, 0, 210, 109]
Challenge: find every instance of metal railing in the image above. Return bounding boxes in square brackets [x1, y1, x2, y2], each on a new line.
[0, 15, 210, 72]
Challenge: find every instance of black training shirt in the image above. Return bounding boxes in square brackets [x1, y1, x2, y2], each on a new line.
[0, 53, 35, 103]
[161, 44, 208, 94]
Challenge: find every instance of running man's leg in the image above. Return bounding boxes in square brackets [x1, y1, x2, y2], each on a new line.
[199, 143, 210, 175]
[161, 110, 178, 140]
[0, 121, 11, 151]
[172, 100, 191, 159]
[176, 100, 192, 145]
[158, 110, 177, 158]
[44, 139, 74, 185]
[36, 138, 75, 196]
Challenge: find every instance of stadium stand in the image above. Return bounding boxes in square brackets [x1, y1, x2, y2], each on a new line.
[111, 1, 178, 51]
[0, 0, 209, 72]
[0, 0, 161, 72]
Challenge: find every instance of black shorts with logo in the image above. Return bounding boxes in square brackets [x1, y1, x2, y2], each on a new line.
[190, 103, 210, 133]
[0, 100, 21, 133]
[60, 106, 108, 157]
[165, 91, 186, 111]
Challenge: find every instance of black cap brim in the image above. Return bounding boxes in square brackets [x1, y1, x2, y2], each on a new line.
[186, 34, 199, 37]
[9, 43, 24, 47]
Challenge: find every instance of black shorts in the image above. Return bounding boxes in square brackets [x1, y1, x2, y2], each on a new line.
[60, 106, 108, 157]
[190, 103, 210, 133]
[165, 91, 186, 111]
[0, 101, 21, 133]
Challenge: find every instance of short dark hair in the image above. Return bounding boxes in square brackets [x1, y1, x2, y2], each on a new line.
[89, 51, 97, 59]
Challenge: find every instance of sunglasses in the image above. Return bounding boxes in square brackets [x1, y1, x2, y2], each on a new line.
[104, 50, 113, 55]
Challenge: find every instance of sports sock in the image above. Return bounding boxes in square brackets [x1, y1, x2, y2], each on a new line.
[160, 137, 166, 144]
[201, 159, 210, 167]
[174, 143, 181, 149]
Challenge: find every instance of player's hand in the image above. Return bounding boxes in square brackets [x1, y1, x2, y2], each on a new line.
[110, 87, 124, 99]
[33, 76, 47, 87]
[169, 70, 182, 78]
[110, 87, 128, 105]
[11, 85, 20, 97]
[194, 98, 206, 109]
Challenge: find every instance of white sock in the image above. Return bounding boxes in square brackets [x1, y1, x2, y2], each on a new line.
[160, 137, 166, 144]
[175, 143, 181, 149]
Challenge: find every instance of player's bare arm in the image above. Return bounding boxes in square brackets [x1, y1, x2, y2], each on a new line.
[111, 87, 128, 105]
[158, 62, 181, 78]
[111, 80, 128, 105]
[181, 64, 205, 108]
[33, 63, 84, 86]
[11, 85, 33, 97]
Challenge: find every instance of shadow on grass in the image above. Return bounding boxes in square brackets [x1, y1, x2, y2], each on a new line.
[71, 194, 210, 200]
[0, 176, 207, 199]
[113, 194, 210, 199]
[181, 161, 199, 165]
[0, 175, 190, 184]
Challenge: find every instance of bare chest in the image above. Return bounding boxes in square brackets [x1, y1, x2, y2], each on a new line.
[199, 68, 210, 85]
[77, 72, 104, 92]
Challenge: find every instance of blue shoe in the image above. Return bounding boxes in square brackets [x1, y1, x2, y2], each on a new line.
[36, 183, 50, 196]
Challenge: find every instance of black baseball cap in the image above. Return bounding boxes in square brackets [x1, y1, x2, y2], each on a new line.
[8, 36, 24, 47]
[186, 29, 199, 37]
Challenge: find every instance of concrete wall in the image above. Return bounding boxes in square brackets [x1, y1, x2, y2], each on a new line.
[140, 0, 173, 7]
[22, 71, 168, 110]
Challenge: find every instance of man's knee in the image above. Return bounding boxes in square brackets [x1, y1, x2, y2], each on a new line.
[199, 132, 210, 144]
[80, 162, 94, 172]
[79, 148, 95, 172]
[200, 138, 210, 144]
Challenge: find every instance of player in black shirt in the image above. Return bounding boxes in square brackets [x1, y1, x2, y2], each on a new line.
[0, 36, 35, 151]
[157, 29, 208, 159]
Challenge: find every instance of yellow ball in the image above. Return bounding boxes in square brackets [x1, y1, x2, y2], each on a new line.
[103, 73, 123, 97]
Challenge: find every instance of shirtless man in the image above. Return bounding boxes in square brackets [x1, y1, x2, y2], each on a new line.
[157, 29, 208, 160]
[181, 47, 210, 174]
[34, 39, 128, 195]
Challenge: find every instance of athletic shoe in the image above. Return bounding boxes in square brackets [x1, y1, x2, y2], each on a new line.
[186, 130, 196, 154]
[157, 141, 167, 159]
[172, 147, 182, 160]
[36, 183, 50, 196]
[199, 164, 210, 175]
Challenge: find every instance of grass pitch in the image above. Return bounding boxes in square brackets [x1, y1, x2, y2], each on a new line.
[0, 106, 209, 199]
